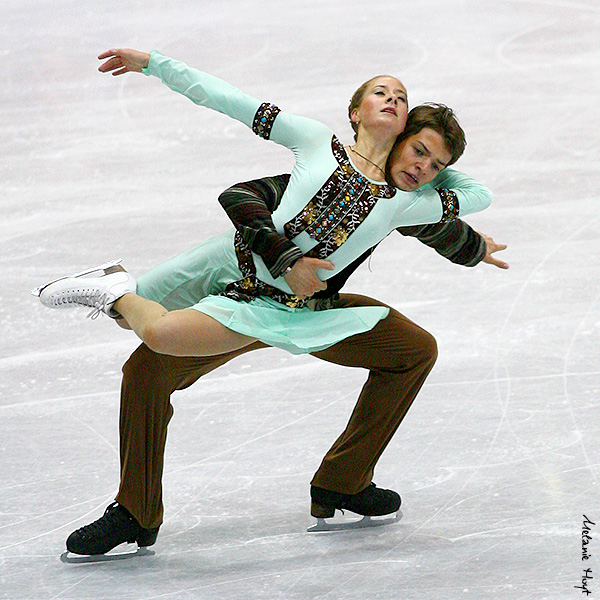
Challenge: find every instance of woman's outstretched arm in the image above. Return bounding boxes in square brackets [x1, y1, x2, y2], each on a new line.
[98, 48, 332, 154]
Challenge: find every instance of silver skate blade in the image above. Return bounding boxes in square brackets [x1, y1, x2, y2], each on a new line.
[60, 545, 154, 564]
[31, 259, 123, 297]
[307, 510, 402, 533]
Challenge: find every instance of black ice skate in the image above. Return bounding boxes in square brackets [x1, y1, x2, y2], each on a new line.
[308, 483, 402, 532]
[61, 502, 159, 563]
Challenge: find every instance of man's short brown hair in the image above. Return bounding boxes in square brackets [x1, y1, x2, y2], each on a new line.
[394, 103, 467, 166]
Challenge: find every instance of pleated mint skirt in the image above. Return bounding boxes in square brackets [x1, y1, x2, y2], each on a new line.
[136, 230, 388, 355]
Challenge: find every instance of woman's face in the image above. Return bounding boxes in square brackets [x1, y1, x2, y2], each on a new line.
[388, 127, 452, 190]
[351, 77, 408, 138]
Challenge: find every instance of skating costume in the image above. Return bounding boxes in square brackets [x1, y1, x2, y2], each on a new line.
[139, 51, 492, 354]
[116, 208, 485, 530]
[217, 173, 487, 299]
[57, 54, 496, 551]
[117, 178, 489, 530]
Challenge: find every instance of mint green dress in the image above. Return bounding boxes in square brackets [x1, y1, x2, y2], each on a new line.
[136, 51, 492, 354]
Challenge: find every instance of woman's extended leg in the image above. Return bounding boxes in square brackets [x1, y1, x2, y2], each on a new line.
[113, 293, 256, 357]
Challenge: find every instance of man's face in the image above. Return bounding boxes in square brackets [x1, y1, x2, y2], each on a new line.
[389, 127, 452, 190]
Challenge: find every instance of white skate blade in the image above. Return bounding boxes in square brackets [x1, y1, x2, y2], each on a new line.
[60, 544, 154, 564]
[31, 259, 123, 297]
[307, 510, 402, 533]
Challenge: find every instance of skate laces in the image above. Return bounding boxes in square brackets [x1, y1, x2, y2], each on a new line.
[52, 286, 113, 319]
[86, 293, 112, 320]
[76, 503, 133, 539]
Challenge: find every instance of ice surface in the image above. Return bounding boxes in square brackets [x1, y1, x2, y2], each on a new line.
[1, 1, 599, 598]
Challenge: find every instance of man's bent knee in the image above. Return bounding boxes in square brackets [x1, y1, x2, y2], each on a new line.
[395, 326, 438, 373]
[420, 329, 438, 367]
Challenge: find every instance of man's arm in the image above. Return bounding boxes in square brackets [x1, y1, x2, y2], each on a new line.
[219, 176, 507, 300]
[218, 175, 334, 297]
[218, 174, 303, 279]
[395, 168, 508, 268]
[314, 220, 495, 299]
[398, 221, 486, 266]
[398, 222, 508, 269]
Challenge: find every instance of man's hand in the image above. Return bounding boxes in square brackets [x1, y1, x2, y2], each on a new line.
[478, 232, 509, 269]
[98, 49, 150, 76]
[283, 257, 335, 298]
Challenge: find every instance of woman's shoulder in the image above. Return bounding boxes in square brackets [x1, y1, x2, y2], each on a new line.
[266, 107, 334, 151]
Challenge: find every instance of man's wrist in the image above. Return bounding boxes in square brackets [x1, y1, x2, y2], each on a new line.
[283, 257, 300, 276]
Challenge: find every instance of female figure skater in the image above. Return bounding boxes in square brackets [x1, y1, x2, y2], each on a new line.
[35, 48, 497, 559]
[38, 48, 490, 358]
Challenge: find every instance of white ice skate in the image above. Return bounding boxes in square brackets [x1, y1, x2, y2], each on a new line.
[32, 259, 136, 319]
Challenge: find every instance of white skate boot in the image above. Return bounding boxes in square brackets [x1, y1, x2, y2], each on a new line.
[32, 259, 136, 319]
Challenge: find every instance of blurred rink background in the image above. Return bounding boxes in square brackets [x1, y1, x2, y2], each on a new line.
[1, 1, 599, 598]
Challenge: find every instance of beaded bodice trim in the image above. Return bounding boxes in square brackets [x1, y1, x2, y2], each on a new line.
[284, 137, 396, 259]
[220, 137, 396, 307]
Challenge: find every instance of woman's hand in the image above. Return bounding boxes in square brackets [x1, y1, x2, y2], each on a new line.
[98, 49, 150, 75]
[284, 258, 335, 298]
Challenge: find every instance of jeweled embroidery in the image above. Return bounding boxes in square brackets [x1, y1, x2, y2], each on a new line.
[436, 188, 460, 222]
[252, 103, 281, 140]
[224, 137, 396, 307]
[284, 137, 395, 258]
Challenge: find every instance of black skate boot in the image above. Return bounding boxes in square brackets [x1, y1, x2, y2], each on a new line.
[64, 502, 159, 561]
[311, 482, 401, 518]
[308, 483, 401, 532]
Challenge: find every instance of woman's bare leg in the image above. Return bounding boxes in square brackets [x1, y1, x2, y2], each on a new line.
[115, 318, 131, 330]
[113, 293, 168, 336]
[113, 293, 256, 357]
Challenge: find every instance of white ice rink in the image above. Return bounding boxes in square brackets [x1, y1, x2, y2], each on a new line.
[1, 1, 599, 598]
